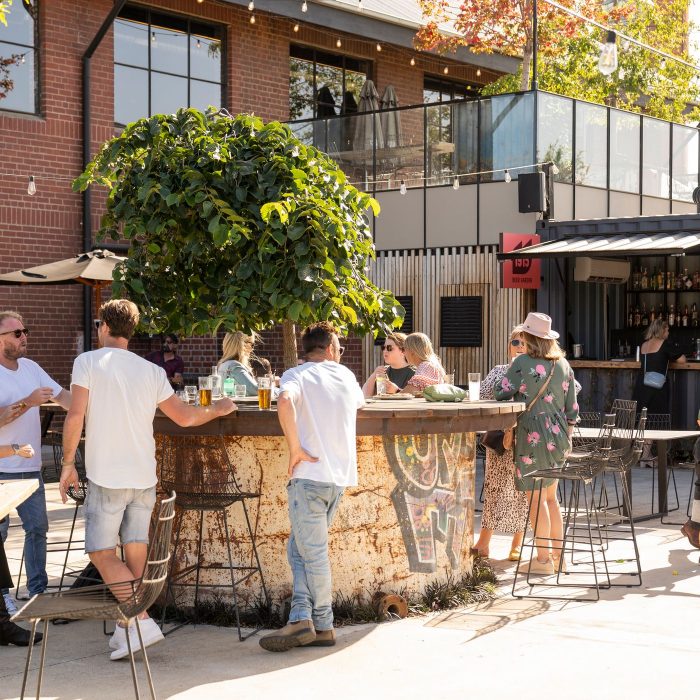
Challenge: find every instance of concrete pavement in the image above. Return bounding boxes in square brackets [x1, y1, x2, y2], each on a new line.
[1, 466, 697, 700]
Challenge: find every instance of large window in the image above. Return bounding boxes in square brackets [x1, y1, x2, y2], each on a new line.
[0, 0, 37, 114]
[289, 45, 369, 120]
[114, 6, 223, 126]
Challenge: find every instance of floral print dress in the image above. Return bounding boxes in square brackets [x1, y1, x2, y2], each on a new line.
[495, 355, 579, 492]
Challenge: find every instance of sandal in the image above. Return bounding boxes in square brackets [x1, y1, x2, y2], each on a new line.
[508, 547, 522, 562]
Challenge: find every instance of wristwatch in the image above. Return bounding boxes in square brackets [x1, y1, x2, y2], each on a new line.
[11, 443, 20, 455]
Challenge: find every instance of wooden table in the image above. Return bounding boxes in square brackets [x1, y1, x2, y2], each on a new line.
[0, 479, 39, 519]
[577, 426, 700, 521]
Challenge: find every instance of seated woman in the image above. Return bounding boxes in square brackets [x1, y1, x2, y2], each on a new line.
[362, 333, 415, 397]
[403, 332, 446, 395]
[217, 331, 259, 396]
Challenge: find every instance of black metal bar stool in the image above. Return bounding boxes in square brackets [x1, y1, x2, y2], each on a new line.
[158, 434, 269, 641]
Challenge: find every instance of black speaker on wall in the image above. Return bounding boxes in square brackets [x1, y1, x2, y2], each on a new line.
[518, 172, 546, 213]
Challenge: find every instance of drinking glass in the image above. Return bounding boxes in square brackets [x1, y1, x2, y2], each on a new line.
[257, 376, 272, 410]
[375, 376, 388, 396]
[234, 384, 247, 399]
[184, 385, 197, 404]
[468, 372, 481, 402]
[445, 371, 455, 386]
[210, 372, 223, 400]
[198, 376, 212, 407]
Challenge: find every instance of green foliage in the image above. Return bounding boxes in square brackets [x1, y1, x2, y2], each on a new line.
[74, 108, 403, 338]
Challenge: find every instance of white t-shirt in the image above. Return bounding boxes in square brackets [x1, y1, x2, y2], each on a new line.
[71, 347, 173, 489]
[280, 361, 365, 487]
[0, 359, 62, 473]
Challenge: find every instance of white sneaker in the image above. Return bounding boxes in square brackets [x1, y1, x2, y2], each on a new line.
[3, 593, 18, 615]
[109, 623, 128, 650]
[110, 618, 164, 661]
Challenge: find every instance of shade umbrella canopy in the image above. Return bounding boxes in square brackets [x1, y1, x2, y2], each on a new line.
[353, 79, 384, 152]
[380, 85, 402, 149]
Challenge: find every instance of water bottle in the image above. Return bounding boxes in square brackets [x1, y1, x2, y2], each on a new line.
[223, 370, 236, 397]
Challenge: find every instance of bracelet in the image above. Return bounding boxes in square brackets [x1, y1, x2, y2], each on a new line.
[61, 460, 75, 467]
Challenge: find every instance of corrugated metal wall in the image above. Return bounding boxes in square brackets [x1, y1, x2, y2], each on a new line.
[365, 246, 533, 385]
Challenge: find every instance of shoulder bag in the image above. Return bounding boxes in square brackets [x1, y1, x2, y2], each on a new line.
[482, 361, 555, 456]
[642, 353, 666, 389]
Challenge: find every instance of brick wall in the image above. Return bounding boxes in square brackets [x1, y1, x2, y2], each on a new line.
[0, 0, 487, 388]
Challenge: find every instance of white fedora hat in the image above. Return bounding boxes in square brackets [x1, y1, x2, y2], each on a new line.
[521, 312, 559, 340]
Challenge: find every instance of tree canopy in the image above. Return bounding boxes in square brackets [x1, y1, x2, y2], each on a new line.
[73, 109, 404, 341]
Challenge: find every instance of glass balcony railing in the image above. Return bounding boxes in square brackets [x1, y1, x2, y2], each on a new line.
[287, 89, 699, 202]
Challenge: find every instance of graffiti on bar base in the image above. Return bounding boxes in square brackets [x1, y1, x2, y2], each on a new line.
[384, 433, 474, 573]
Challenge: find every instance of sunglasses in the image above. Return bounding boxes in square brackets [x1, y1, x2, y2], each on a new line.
[0, 328, 30, 338]
[339, 346, 345, 356]
[94, 320, 103, 329]
[510, 339, 524, 347]
[383, 345, 396, 352]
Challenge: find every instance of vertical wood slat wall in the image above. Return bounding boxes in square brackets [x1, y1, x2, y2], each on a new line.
[364, 246, 531, 385]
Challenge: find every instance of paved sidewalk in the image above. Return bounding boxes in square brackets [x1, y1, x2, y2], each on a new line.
[1, 467, 697, 700]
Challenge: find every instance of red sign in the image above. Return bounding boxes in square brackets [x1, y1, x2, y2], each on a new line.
[500, 232, 541, 289]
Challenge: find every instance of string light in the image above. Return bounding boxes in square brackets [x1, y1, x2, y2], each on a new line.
[504, 170, 512, 183]
[248, 0, 254, 10]
[250, 14, 256, 24]
[336, 38, 342, 48]
[410, 57, 416, 66]
[598, 30, 618, 76]
[358, 0, 364, 10]
[293, 23, 299, 32]
[151, 31, 156, 43]
[196, 0, 204, 4]
[27, 176, 36, 195]
[551, 163, 560, 175]
[399, 180, 407, 195]
[452, 177, 460, 190]
[476, 68, 481, 77]
[443, 66, 449, 75]
[376, 43, 382, 52]
[196, 38, 201, 48]
[302, 1, 308, 12]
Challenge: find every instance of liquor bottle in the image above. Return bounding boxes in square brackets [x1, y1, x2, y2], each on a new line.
[693, 270, 700, 290]
[676, 270, 683, 290]
[657, 268, 664, 290]
[668, 270, 675, 290]
[692, 302, 699, 327]
[649, 268, 656, 290]
[632, 268, 641, 290]
[650, 304, 656, 322]
[668, 304, 676, 327]
[641, 268, 648, 290]
[686, 270, 694, 290]
[628, 308, 634, 327]
[682, 304, 689, 327]
[634, 306, 641, 327]
[641, 303, 649, 326]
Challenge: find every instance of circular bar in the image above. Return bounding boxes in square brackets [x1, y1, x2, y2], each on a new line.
[154, 399, 524, 604]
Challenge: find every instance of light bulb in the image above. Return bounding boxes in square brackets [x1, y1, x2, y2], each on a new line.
[27, 175, 36, 195]
[443, 66, 449, 75]
[551, 163, 559, 175]
[410, 57, 415, 66]
[302, 1, 308, 12]
[476, 68, 481, 77]
[376, 43, 382, 52]
[358, 0, 364, 10]
[196, 38, 201, 49]
[452, 177, 460, 190]
[293, 23, 299, 32]
[336, 38, 342, 48]
[250, 14, 255, 23]
[248, 0, 254, 10]
[399, 180, 407, 195]
[504, 170, 511, 183]
[20, 55, 25, 64]
[598, 30, 618, 76]
[196, 0, 204, 4]
[151, 31, 156, 43]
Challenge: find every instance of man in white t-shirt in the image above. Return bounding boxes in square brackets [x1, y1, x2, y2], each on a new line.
[59, 299, 236, 661]
[259, 322, 364, 652]
[0, 310, 72, 599]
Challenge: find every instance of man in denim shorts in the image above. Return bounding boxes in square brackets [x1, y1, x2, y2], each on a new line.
[60, 300, 235, 660]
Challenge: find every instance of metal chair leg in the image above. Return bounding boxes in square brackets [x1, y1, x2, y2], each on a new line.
[126, 616, 141, 700]
[20, 619, 38, 700]
[134, 617, 157, 700]
[35, 618, 49, 700]
[221, 508, 244, 641]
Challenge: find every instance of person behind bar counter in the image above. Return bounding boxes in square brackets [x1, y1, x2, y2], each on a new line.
[633, 319, 686, 415]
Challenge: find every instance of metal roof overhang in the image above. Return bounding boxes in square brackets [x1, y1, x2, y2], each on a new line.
[496, 232, 700, 260]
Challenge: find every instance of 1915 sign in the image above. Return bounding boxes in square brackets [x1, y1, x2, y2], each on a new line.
[500, 232, 541, 289]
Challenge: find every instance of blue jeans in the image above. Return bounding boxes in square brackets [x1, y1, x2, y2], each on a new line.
[0, 472, 48, 595]
[286, 478, 344, 631]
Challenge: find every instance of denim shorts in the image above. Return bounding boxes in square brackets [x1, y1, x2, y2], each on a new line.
[84, 481, 157, 553]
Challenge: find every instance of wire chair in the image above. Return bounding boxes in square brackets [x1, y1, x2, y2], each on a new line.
[158, 434, 269, 641]
[13, 492, 177, 700]
[513, 414, 615, 602]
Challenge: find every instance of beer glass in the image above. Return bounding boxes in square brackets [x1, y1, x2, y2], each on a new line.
[184, 385, 197, 404]
[257, 376, 272, 410]
[198, 376, 212, 406]
[468, 372, 481, 402]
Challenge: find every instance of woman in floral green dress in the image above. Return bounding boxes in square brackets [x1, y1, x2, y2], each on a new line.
[495, 313, 579, 574]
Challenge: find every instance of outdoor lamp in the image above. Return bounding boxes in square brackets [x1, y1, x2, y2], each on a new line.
[598, 30, 618, 76]
[27, 175, 36, 195]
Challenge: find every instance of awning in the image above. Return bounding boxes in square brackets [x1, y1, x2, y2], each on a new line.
[497, 232, 700, 259]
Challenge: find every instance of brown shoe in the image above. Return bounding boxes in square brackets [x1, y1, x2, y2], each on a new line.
[259, 620, 316, 652]
[306, 628, 336, 647]
[681, 521, 700, 549]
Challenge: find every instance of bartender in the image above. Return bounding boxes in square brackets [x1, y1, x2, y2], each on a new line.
[145, 333, 185, 388]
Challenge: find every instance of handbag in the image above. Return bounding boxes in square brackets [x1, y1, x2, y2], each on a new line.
[423, 383, 467, 402]
[482, 362, 555, 455]
[642, 354, 666, 389]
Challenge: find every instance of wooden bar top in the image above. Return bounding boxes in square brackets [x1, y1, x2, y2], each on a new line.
[154, 398, 526, 437]
[569, 360, 700, 370]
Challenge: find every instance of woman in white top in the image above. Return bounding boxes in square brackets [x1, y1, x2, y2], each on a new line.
[217, 331, 259, 396]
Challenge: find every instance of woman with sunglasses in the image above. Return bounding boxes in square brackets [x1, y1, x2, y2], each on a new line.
[217, 331, 260, 397]
[472, 328, 529, 560]
[362, 333, 415, 397]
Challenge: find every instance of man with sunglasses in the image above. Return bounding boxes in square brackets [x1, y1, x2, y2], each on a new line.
[145, 332, 184, 389]
[259, 322, 364, 652]
[0, 310, 71, 600]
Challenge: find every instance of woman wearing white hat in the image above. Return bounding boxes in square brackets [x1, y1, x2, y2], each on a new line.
[495, 312, 579, 574]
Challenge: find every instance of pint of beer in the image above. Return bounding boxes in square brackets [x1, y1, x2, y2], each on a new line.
[257, 376, 272, 410]
[198, 376, 212, 407]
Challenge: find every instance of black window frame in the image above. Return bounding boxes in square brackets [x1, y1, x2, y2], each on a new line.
[114, 5, 224, 127]
[423, 76, 479, 104]
[373, 295, 414, 345]
[0, 0, 39, 115]
[289, 44, 372, 120]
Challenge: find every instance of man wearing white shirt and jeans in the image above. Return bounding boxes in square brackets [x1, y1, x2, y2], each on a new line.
[60, 299, 236, 660]
[260, 321, 364, 652]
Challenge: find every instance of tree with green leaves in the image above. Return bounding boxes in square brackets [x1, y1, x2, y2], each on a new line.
[73, 108, 403, 368]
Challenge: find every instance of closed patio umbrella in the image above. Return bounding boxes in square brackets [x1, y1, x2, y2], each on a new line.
[353, 79, 384, 152]
[380, 84, 402, 149]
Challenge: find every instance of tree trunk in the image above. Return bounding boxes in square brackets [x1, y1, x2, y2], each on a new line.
[521, 44, 532, 91]
[282, 319, 299, 370]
